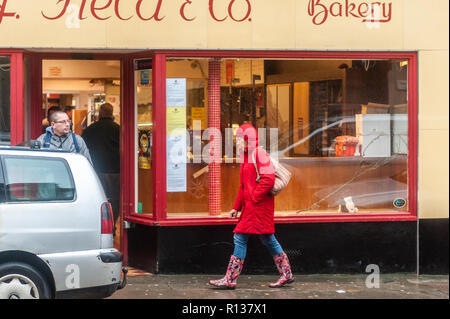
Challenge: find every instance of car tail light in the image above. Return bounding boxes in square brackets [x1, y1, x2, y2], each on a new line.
[101, 202, 114, 234]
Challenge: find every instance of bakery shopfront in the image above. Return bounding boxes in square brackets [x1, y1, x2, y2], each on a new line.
[1, 0, 448, 274]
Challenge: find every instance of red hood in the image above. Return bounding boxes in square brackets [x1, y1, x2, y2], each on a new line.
[236, 123, 258, 154]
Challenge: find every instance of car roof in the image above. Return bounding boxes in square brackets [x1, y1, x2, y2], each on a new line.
[0, 145, 73, 157]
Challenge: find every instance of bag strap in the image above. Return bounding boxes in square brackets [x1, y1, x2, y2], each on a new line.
[252, 147, 263, 183]
[43, 131, 52, 148]
[72, 133, 80, 153]
[43, 131, 80, 153]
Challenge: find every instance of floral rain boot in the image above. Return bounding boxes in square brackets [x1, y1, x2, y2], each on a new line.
[269, 252, 294, 288]
[209, 255, 244, 289]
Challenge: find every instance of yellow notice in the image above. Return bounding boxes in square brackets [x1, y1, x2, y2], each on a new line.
[191, 107, 207, 130]
[167, 107, 186, 136]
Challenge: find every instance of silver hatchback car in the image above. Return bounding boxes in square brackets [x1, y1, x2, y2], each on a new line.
[0, 145, 127, 299]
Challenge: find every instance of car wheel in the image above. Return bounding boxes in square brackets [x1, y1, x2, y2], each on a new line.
[0, 262, 51, 299]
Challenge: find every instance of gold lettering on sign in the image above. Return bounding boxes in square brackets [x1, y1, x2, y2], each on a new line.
[49, 66, 62, 76]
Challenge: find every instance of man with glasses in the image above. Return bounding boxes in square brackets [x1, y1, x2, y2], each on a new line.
[41, 105, 61, 133]
[37, 110, 92, 164]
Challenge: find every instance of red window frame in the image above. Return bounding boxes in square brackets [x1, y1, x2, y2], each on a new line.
[122, 50, 419, 227]
[0, 50, 25, 146]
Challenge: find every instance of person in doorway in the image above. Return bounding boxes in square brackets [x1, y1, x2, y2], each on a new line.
[82, 103, 120, 232]
[37, 110, 92, 163]
[64, 105, 75, 131]
[209, 123, 294, 289]
[64, 105, 75, 121]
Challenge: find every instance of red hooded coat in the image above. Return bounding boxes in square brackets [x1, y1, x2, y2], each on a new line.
[233, 124, 276, 234]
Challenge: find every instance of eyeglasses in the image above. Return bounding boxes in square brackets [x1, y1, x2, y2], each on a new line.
[53, 120, 72, 124]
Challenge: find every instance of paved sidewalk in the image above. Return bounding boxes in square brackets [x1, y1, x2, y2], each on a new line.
[109, 273, 448, 299]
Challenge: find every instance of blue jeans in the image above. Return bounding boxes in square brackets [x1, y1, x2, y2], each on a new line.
[233, 233, 283, 259]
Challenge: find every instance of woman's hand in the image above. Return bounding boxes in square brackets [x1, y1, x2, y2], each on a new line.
[229, 209, 238, 218]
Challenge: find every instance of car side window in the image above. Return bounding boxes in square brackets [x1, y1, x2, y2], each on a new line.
[3, 156, 75, 202]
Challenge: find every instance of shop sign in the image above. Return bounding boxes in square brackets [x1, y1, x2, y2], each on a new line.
[307, 0, 392, 25]
[1, 0, 403, 50]
[0, 0, 253, 24]
[135, 59, 152, 71]
[0, 0, 394, 26]
[0, 0, 17, 23]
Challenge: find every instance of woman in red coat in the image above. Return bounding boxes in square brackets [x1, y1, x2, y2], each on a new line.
[209, 123, 294, 289]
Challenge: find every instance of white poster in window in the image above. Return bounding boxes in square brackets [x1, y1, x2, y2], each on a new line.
[166, 79, 187, 192]
[167, 78, 186, 107]
[167, 135, 187, 192]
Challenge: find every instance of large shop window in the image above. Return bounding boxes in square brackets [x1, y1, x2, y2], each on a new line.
[164, 57, 410, 218]
[0, 56, 11, 145]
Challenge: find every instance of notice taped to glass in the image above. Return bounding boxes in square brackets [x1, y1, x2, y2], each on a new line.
[167, 78, 186, 107]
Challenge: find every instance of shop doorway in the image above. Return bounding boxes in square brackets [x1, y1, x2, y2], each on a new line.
[41, 58, 122, 248]
[42, 60, 121, 134]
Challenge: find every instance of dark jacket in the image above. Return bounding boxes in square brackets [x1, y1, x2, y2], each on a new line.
[82, 118, 120, 174]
